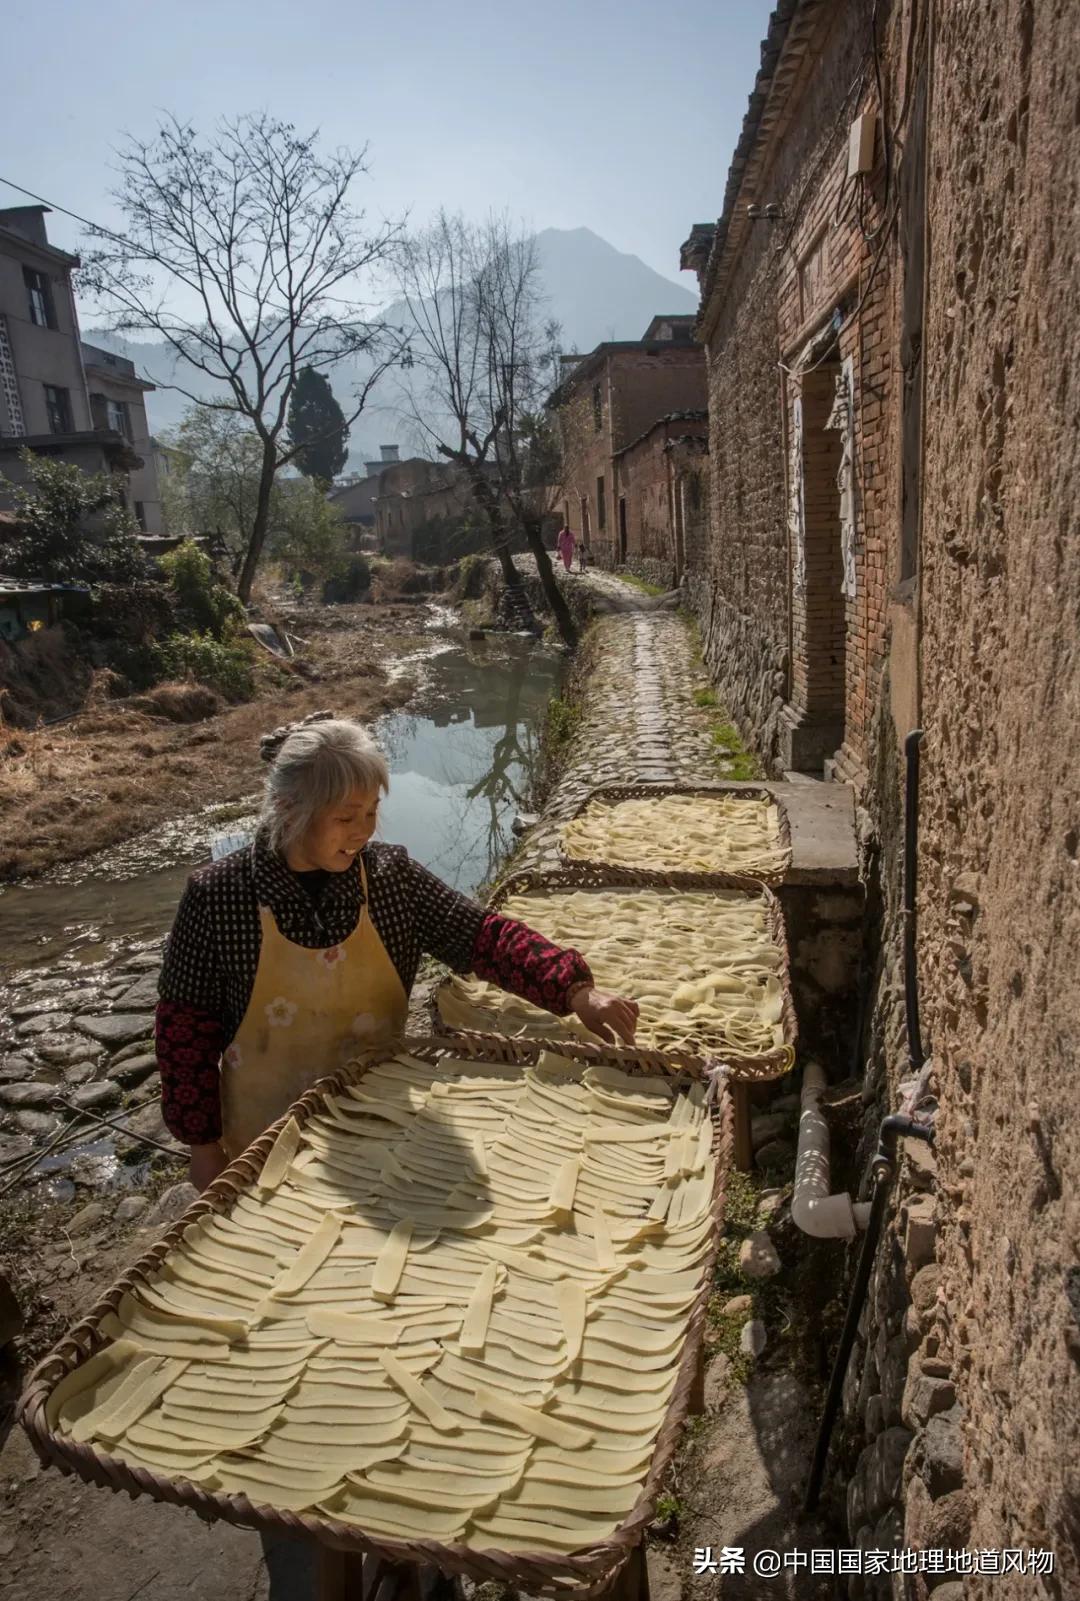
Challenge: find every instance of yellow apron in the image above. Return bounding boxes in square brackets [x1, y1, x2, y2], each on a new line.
[220, 859, 407, 1157]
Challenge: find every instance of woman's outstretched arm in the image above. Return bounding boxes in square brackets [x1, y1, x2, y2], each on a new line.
[405, 855, 639, 1042]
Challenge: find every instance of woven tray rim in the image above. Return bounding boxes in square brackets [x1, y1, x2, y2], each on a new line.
[435, 873, 798, 1083]
[18, 1033, 734, 1598]
[552, 782, 793, 889]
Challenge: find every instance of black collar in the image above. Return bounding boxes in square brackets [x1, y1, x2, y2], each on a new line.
[251, 834, 365, 945]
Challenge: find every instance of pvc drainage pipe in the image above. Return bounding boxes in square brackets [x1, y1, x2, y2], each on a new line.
[791, 1061, 873, 1239]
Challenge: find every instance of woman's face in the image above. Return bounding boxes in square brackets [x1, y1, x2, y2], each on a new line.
[294, 785, 381, 872]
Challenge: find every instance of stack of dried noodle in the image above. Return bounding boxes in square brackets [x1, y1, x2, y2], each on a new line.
[439, 887, 787, 1057]
[560, 792, 789, 879]
[47, 1051, 716, 1556]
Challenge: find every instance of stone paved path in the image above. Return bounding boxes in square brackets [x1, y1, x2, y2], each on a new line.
[513, 604, 730, 879]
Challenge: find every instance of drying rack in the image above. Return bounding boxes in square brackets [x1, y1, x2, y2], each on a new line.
[551, 781, 793, 888]
[434, 871, 798, 1168]
[19, 1034, 735, 1601]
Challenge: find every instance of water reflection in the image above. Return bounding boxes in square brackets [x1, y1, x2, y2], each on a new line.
[374, 635, 559, 892]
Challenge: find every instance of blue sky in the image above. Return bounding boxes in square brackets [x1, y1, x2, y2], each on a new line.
[1, 0, 771, 291]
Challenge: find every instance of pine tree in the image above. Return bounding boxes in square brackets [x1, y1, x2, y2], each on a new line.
[287, 366, 350, 483]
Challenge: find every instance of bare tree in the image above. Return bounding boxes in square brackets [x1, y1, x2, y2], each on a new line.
[81, 113, 405, 601]
[395, 213, 577, 644]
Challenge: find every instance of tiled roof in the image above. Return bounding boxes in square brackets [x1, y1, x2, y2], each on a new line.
[685, 0, 831, 336]
[613, 410, 709, 459]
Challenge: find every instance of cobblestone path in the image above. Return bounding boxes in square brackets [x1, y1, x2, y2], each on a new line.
[514, 604, 728, 879]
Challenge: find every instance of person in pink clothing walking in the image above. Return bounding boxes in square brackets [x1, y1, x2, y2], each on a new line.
[555, 523, 576, 573]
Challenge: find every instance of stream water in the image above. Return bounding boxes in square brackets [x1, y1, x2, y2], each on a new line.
[0, 616, 565, 978]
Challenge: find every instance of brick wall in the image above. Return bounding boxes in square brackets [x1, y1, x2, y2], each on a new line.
[689, 2, 901, 782]
[612, 416, 709, 587]
[557, 346, 706, 571]
[608, 349, 706, 450]
[688, 2, 1080, 1591]
[557, 374, 617, 567]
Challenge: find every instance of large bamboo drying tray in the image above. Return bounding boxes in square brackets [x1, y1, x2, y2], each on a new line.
[436, 871, 798, 1083]
[555, 784, 793, 888]
[18, 1034, 734, 1598]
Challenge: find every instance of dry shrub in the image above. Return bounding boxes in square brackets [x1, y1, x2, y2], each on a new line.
[131, 681, 223, 724]
[0, 626, 93, 728]
[450, 554, 494, 603]
[69, 712, 156, 737]
[372, 559, 426, 602]
[84, 668, 127, 706]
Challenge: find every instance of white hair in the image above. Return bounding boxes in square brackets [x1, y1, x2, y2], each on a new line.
[258, 716, 389, 854]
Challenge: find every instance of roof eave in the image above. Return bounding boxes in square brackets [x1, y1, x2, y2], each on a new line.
[695, 0, 830, 341]
[0, 225, 80, 272]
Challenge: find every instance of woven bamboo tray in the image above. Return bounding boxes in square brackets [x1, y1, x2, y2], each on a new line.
[18, 1033, 734, 1599]
[435, 870, 798, 1083]
[552, 782, 793, 890]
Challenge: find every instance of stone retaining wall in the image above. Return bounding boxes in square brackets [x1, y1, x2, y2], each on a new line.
[620, 556, 675, 592]
[685, 580, 789, 777]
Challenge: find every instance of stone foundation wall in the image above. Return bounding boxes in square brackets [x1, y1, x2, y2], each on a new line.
[685, 578, 789, 775]
[621, 554, 674, 591]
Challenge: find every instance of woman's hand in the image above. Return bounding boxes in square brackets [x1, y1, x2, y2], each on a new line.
[189, 1141, 229, 1193]
[569, 986, 640, 1045]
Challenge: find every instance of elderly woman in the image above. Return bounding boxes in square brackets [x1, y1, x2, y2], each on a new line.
[156, 712, 639, 1190]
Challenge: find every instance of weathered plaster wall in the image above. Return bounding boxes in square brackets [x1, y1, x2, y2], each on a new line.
[913, 1, 1080, 1589]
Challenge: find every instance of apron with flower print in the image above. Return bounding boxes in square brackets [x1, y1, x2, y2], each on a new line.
[220, 859, 407, 1158]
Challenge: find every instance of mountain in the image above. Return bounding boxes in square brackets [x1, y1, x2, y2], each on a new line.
[533, 227, 696, 351]
[81, 227, 697, 472]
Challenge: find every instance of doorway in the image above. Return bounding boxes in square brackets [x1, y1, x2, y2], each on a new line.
[794, 361, 847, 756]
[618, 497, 628, 565]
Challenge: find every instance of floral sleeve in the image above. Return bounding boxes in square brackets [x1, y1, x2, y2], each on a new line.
[157, 877, 228, 1144]
[470, 911, 593, 1015]
[155, 1000, 225, 1144]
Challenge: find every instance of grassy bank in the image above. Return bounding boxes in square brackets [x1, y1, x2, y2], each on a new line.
[532, 620, 599, 809]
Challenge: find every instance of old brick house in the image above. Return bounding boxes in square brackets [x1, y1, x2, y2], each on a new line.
[551, 315, 706, 570]
[679, 0, 913, 781]
[373, 457, 501, 562]
[611, 411, 709, 588]
[682, 0, 1079, 1589]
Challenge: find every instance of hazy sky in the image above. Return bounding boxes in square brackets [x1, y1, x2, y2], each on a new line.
[1, 0, 771, 292]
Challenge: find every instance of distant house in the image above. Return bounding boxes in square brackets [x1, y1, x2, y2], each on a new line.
[81, 342, 162, 532]
[374, 457, 475, 559]
[611, 410, 709, 588]
[328, 446, 403, 537]
[0, 205, 161, 532]
[329, 445, 502, 562]
[328, 441, 419, 541]
[549, 314, 706, 572]
[328, 476, 379, 536]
